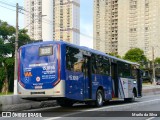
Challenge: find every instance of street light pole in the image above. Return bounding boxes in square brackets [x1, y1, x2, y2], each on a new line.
[14, 3, 19, 95]
[152, 46, 156, 85]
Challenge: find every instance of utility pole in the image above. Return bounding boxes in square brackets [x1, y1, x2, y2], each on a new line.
[14, 3, 19, 95]
[152, 46, 156, 85]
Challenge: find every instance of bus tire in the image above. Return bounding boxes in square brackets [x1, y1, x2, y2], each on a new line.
[95, 89, 104, 107]
[124, 92, 135, 102]
[57, 99, 74, 107]
[131, 91, 136, 102]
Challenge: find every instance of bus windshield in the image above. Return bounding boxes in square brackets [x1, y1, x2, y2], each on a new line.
[19, 44, 59, 89]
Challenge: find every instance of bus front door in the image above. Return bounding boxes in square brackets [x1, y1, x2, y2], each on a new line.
[111, 63, 118, 98]
[137, 69, 142, 97]
[83, 56, 92, 100]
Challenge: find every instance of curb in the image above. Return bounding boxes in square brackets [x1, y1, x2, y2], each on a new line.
[142, 87, 160, 96]
[1, 100, 57, 111]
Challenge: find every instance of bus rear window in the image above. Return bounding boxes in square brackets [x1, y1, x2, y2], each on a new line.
[39, 46, 53, 56]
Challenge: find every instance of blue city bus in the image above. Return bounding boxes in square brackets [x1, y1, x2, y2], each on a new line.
[18, 41, 142, 107]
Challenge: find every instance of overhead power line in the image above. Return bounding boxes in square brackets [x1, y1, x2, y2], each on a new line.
[0, 4, 15, 12]
[0, 1, 94, 40]
[0, 0, 16, 6]
[0, 1, 15, 7]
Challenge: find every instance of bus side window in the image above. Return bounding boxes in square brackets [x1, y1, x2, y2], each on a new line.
[73, 60, 84, 72]
[66, 52, 72, 70]
[131, 66, 137, 79]
[118, 62, 131, 78]
[103, 57, 110, 76]
[66, 46, 84, 72]
[91, 54, 97, 74]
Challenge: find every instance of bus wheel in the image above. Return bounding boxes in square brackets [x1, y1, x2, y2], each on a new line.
[57, 99, 74, 107]
[124, 92, 135, 102]
[131, 92, 136, 102]
[95, 89, 104, 107]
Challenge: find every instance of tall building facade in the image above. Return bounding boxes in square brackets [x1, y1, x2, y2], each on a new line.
[53, 0, 80, 45]
[24, 0, 43, 40]
[24, 0, 80, 45]
[93, 0, 118, 54]
[94, 0, 160, 60]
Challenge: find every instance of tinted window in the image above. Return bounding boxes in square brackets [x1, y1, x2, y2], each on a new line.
[66, 46, 84, 72]
[91, 54, 110, 75]
[131, 65, 138, 79]
[118, 61, 131, 78]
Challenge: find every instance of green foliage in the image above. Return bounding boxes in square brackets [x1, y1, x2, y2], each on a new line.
[9, 29, 31, 49]
[0, 67, 5, 90]
[0, 20, 31, 93]
[0, 67, 5, 82]
[5, 57, 14, 66]
[155, 57, 160, 64]
[0, 20, 15, 40]
[108, 52, 121, 58]
[123, 48, 147, 65]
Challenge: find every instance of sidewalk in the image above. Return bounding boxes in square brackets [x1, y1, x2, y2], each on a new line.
[142, 84, 160, 96]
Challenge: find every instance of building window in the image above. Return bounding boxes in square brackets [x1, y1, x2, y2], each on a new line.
[145, 27, 149, 31]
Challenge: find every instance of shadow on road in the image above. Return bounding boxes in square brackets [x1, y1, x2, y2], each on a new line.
[39, 100, 140, 112]
[26, 100, 141, 117]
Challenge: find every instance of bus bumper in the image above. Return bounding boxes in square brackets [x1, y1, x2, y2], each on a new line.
[17, 80, 65, 100]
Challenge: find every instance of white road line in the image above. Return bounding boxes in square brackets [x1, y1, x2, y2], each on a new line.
[44, 99, 160, 120]
[44, 111, 85, 120]
[26, 106, 60, 111]
[27, 94, 160, 112]
[44, 117, 62, 120]
[85, 99, 160, 111]
[145, 117, 156, 120]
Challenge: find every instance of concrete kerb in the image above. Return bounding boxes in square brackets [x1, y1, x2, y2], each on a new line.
[0, 95, 57, 111]
[0, 95, 30, 105]
[142, 85, 160, 96]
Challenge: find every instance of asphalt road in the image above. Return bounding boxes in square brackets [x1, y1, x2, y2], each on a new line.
[1, 94, 160, 120]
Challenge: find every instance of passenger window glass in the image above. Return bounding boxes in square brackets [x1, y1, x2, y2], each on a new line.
[91, 54, 110, 75]
[118, 62, 131, 78]
[66, 46, 84, 72]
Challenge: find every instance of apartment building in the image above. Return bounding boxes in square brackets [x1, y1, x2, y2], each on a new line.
[93, 0, 118, 54]
[24, 0, 43, 40]
[94, 0, 160, 60]
[53, 0, 80, 45]
[24, 0, 80, 45]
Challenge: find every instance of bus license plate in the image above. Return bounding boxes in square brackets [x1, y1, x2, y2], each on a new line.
[35, 86, 42, 89]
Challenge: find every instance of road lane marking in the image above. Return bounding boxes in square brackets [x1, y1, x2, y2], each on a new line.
[27, 94, 160, 112]
[44, 99, 160, 120]
[25, 106, 60, 111]
[146, 117, 156, 120]
[85, 99, 160, 111]
[44, 117, 62, 120]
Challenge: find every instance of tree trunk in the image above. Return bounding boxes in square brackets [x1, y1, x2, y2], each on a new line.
[1, 65, 8, 94]
[1, 79, 8, 94]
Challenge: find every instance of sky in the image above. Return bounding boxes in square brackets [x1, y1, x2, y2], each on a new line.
[0, 0, 93, 48]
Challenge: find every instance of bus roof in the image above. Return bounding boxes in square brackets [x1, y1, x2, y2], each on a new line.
[20, 40, 139, 66]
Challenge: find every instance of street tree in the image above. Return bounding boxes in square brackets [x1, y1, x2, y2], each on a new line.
[108, 52, 121, 58]
[155, 57, 160, 64]
[0, 20, 31, 94]
[123, 48, 147, 66]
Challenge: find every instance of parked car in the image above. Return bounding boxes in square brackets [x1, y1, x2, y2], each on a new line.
[156, 78, 160, 85]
